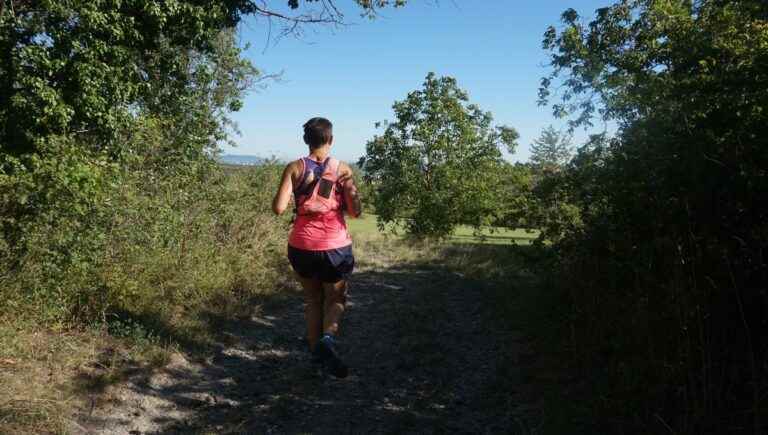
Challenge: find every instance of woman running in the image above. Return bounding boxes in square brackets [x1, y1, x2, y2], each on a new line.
[271, 117, 362, 378]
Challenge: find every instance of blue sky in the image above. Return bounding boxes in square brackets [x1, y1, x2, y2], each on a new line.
[224, 0, 612, 163]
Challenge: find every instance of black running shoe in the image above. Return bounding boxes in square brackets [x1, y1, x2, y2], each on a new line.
[316, 335, 348, 378]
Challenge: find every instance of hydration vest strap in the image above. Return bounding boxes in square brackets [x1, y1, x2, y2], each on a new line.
[322, 157, 340, 180]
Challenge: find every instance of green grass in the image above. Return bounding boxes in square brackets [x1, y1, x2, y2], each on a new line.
[347, 213, 538, 245]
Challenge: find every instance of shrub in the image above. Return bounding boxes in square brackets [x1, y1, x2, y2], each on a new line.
[1, 138, 289, 326]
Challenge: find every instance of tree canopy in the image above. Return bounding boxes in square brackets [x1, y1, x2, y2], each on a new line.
[529, 125, 572, 172]
[360, 73, 518, 238]
[0, 0, 406, 157]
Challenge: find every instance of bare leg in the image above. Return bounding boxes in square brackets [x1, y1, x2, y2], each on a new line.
[297, 275, 323, 351]
[322, 280, 348, 336]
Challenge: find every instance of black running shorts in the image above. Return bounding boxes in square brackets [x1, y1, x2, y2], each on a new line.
[287, 245, 355, 283]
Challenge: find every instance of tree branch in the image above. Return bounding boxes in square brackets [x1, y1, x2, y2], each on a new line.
[249, 0, 345, 25]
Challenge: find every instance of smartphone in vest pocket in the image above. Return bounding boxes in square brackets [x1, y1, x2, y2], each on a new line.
[318, 179, 334, 199]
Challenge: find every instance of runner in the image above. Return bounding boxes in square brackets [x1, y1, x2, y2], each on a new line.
[271, 117, 362, 378]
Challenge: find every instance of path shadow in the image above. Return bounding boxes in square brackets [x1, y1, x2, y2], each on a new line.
[76, 244, 540, 434]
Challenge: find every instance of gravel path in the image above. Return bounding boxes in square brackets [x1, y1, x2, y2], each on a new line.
[73, 260, 533, 434]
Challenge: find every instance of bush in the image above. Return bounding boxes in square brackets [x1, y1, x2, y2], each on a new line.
[0, 138, 121, 322]
[1, 138, 289, 326]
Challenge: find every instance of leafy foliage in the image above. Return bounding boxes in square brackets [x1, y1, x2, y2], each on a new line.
[0, 1, 256, 156]
[537, 1, 768, 432]
[529, 125, 572, 172]
[0, 138, 289, 324]
[359, 73, 518, 238]
[0, 0, 407, 156]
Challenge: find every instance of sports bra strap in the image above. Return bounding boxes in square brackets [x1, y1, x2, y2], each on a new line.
[323, 157, 340, 178]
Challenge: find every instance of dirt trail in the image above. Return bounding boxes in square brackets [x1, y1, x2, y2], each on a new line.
[73, 260, 535, 434]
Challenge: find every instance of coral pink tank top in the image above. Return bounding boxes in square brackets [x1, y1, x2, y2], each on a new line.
[288, 157, 352, 251]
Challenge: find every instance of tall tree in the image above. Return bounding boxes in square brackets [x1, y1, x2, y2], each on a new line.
[529, 125, 571, 171]
[360, 73, 518, 238]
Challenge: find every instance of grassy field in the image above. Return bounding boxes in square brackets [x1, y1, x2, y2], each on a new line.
[346, 213, 538, 245]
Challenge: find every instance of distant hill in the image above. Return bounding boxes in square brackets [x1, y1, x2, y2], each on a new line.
[218, 154, 267, 166]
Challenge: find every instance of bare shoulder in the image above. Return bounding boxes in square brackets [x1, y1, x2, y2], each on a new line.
[283, 159, 303, 175]
[288, 159, 303, 171]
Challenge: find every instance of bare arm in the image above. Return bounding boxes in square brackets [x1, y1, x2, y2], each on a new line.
[339, 162, 362, 219]
[272, 162, 298, 215]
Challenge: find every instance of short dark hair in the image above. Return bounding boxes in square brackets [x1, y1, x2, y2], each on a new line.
[303, 117, 333, 149]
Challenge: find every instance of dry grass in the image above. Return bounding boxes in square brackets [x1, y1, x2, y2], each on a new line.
[0, 322, 99, 434]
[0, 321, 177, 435]
[351, 231, 439, 269]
